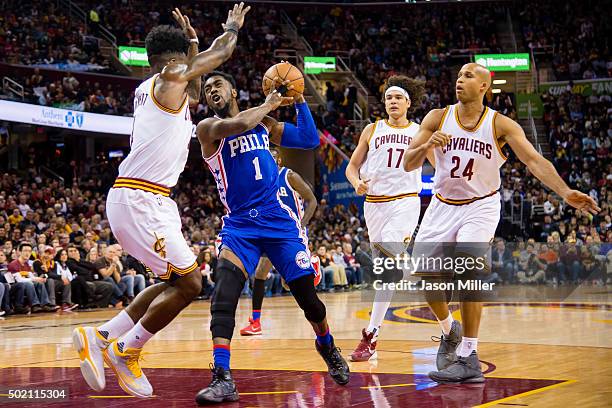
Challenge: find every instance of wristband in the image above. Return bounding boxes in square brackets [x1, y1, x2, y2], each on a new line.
[224, 27, 239, 35]
[189, 38, 199, 44]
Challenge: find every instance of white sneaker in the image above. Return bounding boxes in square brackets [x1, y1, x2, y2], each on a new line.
[103, 340, 153, 398]
[72, 326, 109, 391]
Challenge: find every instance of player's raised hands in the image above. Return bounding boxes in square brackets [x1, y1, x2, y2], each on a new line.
[427, 131, 452, 148]
[223, 2, 251, 32]
[562, 190, 601, 214]
[264, 89, 294, 110]
[172, 8, 197, 40]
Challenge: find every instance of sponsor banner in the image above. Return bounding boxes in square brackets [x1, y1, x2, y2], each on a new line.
[0, 100, 133, 135]
[319, 158, 364, 210]
[516, 93, 544, 119]
[31, 62, 107, 72]
[539, 78, 612, 96]
[118, 46, 150, 67]
[304, 56, 336, 74]
[474, 53, 530, 71]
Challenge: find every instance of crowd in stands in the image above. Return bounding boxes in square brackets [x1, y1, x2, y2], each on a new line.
[1, 1, 112, 72]
[291, 3, 503, 101]
[12, 69, 134, 115]
[517, 0, 611, 81]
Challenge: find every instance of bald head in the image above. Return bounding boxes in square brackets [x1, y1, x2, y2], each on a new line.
[463, 63, 492, 87]
[456, 63, 492, 101]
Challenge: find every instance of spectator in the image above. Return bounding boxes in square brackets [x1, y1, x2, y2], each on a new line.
[317, 245, 335, 292]
[93, 246, 129, 307]
[342, 242, 363, 288]
[7, 242, 58, 312]
[66, 245, 113, 308]
[55, 248, 87, 308]
[491, 239, 516, 283]
[33, 246, 77, 311]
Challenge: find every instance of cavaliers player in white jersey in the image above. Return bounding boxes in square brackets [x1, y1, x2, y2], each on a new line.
[346, 76, 434, 361]
[405, 63, 599, 383]
[72, 4, 251, 398]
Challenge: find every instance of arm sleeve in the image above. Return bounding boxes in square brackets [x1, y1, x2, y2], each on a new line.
[280, 102, 320, 149]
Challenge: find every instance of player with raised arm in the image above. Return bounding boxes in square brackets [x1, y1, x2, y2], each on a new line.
[194, 72, 349, 404]
[72, 4, 250, 398]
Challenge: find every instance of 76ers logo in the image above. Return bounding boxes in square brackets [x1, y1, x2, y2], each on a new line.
[295, 251, 311, 270]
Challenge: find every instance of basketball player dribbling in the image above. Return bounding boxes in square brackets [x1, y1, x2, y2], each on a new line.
[72, 4, 250, 398]
[345, 75, 433, 362]
[405, 63, 600, 383]
[194, 72, 349, 404]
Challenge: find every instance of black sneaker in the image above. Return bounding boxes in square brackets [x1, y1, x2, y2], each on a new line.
[43, 304, 59, 312]
[428, 351, 485, 383]
[31, 305, 43, 313]
[432, 320, 462, 370]
[195, 364, 239, 405]
[14, 305, 29, 314]
[315, 340, 350, 385]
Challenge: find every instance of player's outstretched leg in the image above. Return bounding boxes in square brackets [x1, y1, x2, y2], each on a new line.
[73, 282, 168, 392]
[196, 258, 246, 405]
[288, 274, 350, 385]
[104, 272, 201, 397]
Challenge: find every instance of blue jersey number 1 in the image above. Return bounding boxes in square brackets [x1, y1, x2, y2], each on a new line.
[253, 157, 263, 180]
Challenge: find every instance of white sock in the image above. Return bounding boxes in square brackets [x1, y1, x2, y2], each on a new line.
[457, 337, 478, 357]
[438, 313, 454, 336]
[367, 300, 392, 340]
[97, 310, 135, 341]
[119, 321, 154, 350]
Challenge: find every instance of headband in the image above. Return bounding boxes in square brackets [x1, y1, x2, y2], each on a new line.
[385, 86, 410, 101]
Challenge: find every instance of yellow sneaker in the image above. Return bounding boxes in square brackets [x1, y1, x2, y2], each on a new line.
[103, 340, 153, 398]
[72, 326, 110, 392]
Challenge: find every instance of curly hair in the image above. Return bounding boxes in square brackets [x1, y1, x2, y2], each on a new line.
[145, 25, 189, 59]
[382, 75, 426, 112]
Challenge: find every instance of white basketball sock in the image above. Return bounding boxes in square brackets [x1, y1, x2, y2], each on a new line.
[437, 313, 454, 336]
[98, 310, 135, 341]
[367, 300, 392, 340]
[457, 337, 478, 357]
[119, 321, 154, 350]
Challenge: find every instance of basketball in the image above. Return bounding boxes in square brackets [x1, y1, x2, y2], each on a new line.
[262, 62, 305, 105]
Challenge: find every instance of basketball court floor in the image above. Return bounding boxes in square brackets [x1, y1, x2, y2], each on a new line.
[1, 288, 610, 407]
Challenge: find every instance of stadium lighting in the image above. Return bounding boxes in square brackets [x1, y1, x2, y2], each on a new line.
[493, 79, 507, 85]
[492, 88, 502, 94]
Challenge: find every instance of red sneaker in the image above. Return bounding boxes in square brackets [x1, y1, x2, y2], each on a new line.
[311, 255, 322, 286]
[350, 329, 377, 362]
[240, 318, 262, 336]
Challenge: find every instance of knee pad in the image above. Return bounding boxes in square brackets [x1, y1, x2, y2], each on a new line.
[210, 259, 247, 340]
[288, 275, 326, 323]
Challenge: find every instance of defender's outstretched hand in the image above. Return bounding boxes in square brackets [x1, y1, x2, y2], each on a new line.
[563, 190, 600, 214]
[223, 2, 251, 31]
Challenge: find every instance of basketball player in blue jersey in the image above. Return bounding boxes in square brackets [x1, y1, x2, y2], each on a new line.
[239, 148, 319, 336]
[194, 72, 349, 404]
